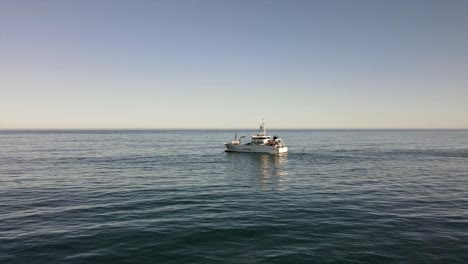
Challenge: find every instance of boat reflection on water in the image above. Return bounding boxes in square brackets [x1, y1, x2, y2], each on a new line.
[225, 152, 288, 191]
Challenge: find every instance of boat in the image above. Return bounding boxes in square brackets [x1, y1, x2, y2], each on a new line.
[224, 120, 288, 154]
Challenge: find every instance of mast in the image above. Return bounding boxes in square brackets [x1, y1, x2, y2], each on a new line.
[260, 119, 266, 136]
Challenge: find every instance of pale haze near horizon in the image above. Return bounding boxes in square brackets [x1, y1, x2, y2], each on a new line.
[1, 0, 467, 129]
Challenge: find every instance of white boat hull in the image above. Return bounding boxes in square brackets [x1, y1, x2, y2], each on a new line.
[225, 143, 288, 154]
[224, 120, 288, 154]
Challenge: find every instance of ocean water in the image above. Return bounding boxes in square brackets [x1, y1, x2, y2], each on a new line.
[1, 130, 467, 264]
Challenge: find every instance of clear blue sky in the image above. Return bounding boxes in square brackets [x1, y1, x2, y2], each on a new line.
[1, 0, 467, 129]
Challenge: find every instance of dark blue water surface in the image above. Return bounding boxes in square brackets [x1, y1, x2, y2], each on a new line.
[1, 130, 467, 263]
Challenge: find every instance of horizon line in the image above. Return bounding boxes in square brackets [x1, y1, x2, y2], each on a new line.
[1, 128, 467, 131]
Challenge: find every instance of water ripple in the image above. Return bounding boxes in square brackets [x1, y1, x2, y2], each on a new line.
[1, 130, 468, 263]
